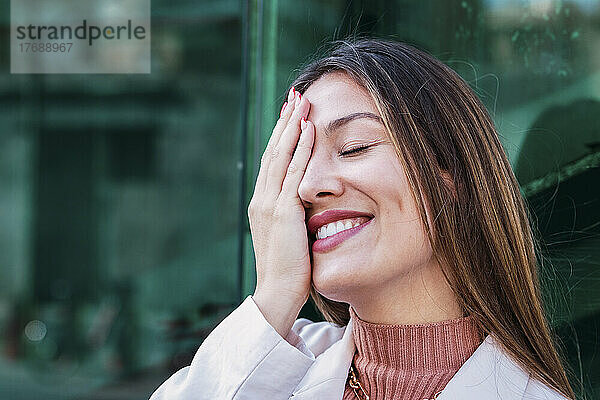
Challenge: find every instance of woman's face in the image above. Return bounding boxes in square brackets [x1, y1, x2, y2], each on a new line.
[299, 72, 440, 310]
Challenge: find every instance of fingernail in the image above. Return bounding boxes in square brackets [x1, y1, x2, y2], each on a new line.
[295, 92, 301, 106]
[301, 117, 307, 130]
[280, 102, 287, 117]
[288, 87, 295, 103]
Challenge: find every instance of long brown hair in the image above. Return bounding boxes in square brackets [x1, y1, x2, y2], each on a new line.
[289, 37, 575, 399]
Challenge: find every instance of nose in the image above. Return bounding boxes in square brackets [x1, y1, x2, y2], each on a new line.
[298, 151, 344, 207]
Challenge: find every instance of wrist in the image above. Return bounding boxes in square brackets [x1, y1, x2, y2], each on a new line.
[252, 288, 306, 339]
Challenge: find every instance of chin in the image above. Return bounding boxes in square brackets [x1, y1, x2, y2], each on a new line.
[311, 259, 360, 303]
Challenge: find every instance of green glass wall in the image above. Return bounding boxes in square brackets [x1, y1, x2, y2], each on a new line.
[1, 1, 244, 398]
[0, 0, 598, 398]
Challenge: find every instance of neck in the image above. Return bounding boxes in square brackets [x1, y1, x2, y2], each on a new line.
[349, 307, 483, 371]
[344, 306, 485, 400]
[348, 260, 463, 325]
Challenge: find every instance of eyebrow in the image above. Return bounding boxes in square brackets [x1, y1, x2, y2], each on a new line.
[323, 112, 383, 138]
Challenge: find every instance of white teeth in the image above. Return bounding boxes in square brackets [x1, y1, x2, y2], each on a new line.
[326, 223, 336, 237]
[317, 226, 325, 239]
[315, 217, 370, 240]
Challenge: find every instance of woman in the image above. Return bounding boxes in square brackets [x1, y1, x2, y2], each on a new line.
[150, 37, 575, 400]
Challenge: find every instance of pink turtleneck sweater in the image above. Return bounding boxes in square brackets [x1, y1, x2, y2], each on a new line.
[343, 306, 485, 400]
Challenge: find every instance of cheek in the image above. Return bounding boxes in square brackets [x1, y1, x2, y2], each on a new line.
[377, 172, 434, 267]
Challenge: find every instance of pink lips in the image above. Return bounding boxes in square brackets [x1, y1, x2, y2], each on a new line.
[307, 209, 374, 253]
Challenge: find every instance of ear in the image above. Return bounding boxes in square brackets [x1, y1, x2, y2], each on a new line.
[440, 171, 457, 200]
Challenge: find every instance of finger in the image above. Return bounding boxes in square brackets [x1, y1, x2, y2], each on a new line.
[255, 87, 297, 195]
[271, 87, 298, 150]
[280, 118, 314, 199]
[266, 93, 310, 193]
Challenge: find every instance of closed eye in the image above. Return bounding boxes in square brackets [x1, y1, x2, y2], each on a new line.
[339, 145, 370, 157]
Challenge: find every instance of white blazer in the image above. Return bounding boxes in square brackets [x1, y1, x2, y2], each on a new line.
[149, 295, 568, 400]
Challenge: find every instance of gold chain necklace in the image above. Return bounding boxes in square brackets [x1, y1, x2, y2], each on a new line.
[347, 363, 443, 400]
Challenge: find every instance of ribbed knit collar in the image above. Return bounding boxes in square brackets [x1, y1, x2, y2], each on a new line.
[349, 306, 484, 373]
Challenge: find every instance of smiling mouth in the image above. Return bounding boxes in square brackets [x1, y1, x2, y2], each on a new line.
[313, 216, 372, 240]
[309, 217, 374, 253]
